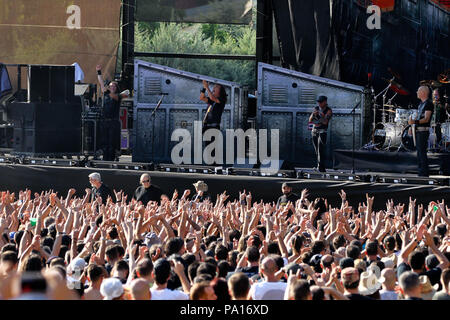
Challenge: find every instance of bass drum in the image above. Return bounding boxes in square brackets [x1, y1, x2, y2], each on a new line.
[401, 125, 416, 151]
[372, 123, 403, 150]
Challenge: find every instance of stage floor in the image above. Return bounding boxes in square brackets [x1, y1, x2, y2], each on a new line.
[1, 163, 449, 211]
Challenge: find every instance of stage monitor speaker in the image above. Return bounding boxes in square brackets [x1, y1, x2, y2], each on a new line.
[28, 65, 75, 103]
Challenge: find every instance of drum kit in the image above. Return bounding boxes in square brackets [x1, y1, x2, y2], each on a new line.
[371, 69, 450, 152]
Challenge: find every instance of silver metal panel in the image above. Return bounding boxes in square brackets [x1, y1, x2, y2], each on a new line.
[257, 63, 368, 166]
[133, 60, 245, 163]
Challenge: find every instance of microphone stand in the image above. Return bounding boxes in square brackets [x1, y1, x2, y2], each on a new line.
[351, 101, 361, 174]
[151, 94, 165, 165]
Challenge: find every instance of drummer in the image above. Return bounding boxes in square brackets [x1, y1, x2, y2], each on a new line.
[433, 88, 447, 146]
[408, 86, 433, 177]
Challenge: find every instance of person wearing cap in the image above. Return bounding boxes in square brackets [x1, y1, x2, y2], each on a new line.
[192, 180, 210, 202]
[88, 172, 115, 204]
[133, 173, 163, 206]
[100, 277, 124, 300]
[309, 95, 332, 172]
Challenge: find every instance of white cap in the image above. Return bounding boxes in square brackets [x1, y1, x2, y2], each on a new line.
[100, 278, 124, 300]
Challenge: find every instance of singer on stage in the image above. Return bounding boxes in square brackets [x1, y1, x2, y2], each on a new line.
[199, 80, 227, 133]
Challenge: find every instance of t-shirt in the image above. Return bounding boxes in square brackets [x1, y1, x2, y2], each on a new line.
[345, 293, 374, 300]
[235, 266, 259, 279]
[379, 289, 398, 300]
[432, 291, 450, 300]
[250, 281, 287, 300]
[205, 97, 225, 126]
[91, 184, 115, 204]
[276, 193, 299, 208]
[415, 99, 434, 127]
[150, 288, 189, 300]
[134, 185, 163, 206]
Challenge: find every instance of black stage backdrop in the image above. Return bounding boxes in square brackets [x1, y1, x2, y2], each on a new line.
[273, 0, 450, 106]
[1, 164, 449, 211]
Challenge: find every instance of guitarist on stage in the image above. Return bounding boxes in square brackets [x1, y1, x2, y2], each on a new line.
[309, 96, 333, 172]
[408, 86, 434, 177]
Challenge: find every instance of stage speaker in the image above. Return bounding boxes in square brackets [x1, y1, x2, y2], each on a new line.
[13, 127, 81, 155]
[28, 65, 75, 103]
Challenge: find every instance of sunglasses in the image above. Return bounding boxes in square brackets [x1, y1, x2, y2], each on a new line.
[142, 180, 150, 183]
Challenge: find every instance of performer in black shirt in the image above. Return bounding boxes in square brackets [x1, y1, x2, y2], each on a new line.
[96, 65, 123, 161]
[309, 96, 333, 172]
[88, 172, 115, 204]
[408, 86, 434, 177]
[133, 173, 163, 205]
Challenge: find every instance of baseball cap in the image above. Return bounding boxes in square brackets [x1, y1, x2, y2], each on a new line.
[100, 277, 124, 300]
[144, 232, 161, 247]
[317, 95, 328, 103]
[67, 257, 87, 280]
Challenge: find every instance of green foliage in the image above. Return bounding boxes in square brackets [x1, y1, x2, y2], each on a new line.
[134, 22, 256, 89]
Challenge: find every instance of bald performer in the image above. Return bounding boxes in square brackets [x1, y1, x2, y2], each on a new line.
[408, 86, 434, 177]
[130, 279, 151, 300]
[248, 256, 287, 300]
[133, 173, 163, 205]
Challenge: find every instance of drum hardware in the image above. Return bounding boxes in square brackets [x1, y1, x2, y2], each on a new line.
[438, 69, 450, 84]
[382, 78, 410, 96]
[420, 80, 442, 88]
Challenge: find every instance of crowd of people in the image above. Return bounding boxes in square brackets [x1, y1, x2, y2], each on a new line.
[0, 172, 449, 300]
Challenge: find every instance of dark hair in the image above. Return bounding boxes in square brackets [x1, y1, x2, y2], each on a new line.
[211, 277, 230, 300]
[24, 254, 44, 272]
[271, 255, 284, 271]
[332, 235, 346, 250]
[246, 246, 260, 263]
[228, 272, 250, 299]
[197, 262, 217, 278]
[290, 279, 311, 300]
[182, 253, 196, 267]
[339, 257, 354, 269]
[311, 240, 325, 255]
[1, 251, 18, 265]
[216, 84, 227, 105]
[291, 236, 304, 254]
[49, 257, 65, 268]
[41, 237, 54, 251]
[350, 240, 362, 251]
[249, 235, 262, 249]
[267, 241, 281, 255]
[409, 251, 425, 270]
[229, 230, 241, 243]
[383, 236, 396, 251]
[215, 244, 229, 261]
[321, 256, 334, 269]
[366, 241, 378, 256]
[311, 286, 325, 300]
[217, 261, 230, 278]
[14, 230, 24, 245]
[153, 258, 171, 285]
[188, 261, 200, 284]
[343, 279, 359, 289]
[165, 237, 184, 256]
[105, 245, 120, 262]
[137, 259, 153, 277]
[108, 227, 119, 240]
[1, 243, 17, 253]
[61, 235, 72, 247]
[87, 264, 104, 283]
[194, 273, 213, 283]
[346, 245, 360, 260]
[205, 257, 218, 267]
[228, 250, 239, 270]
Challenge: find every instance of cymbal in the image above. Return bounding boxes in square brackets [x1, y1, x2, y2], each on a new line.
[420, 80, 442, 87]
[383, 104, 396, 108]
[382, 78, 410, 95]
[385, 109, 396, 113]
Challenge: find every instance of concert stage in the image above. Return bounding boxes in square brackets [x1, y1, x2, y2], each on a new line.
[333, 149, 450, 175]
[1, 162, 449, 211]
